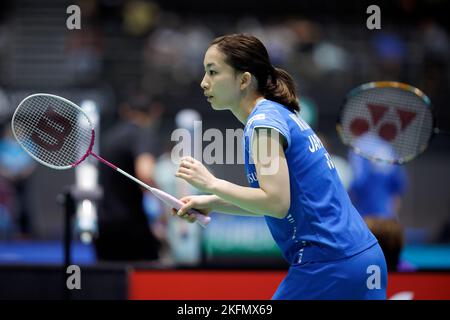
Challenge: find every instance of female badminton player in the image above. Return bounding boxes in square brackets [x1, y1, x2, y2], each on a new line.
[174, 34, 387, 299]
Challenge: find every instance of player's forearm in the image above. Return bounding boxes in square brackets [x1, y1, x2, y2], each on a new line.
[210, 179, 287, 218]
[208, 195, 262, 217]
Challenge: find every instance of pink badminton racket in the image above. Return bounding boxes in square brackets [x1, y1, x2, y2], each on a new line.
[11, 93, 211, 227]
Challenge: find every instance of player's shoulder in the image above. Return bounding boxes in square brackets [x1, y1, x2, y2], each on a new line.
[247, 99, 288, 124]
[254, 99, 287, 114]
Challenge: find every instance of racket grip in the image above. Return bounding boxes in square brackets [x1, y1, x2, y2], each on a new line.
[187, 210, 211, 228]
[149, 188, 211, 228]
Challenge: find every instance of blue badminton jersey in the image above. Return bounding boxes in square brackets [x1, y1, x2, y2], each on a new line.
[348, 138, 408, 219]
[243, 99, 378, 265]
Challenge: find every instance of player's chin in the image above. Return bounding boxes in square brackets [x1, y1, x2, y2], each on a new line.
[210, 101, 228, 111]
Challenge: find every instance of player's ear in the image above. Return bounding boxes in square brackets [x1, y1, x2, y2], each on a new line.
[239, 72, 252, 90]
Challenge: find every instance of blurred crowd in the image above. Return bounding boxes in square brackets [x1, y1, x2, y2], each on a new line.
[0, 1, 447, 116]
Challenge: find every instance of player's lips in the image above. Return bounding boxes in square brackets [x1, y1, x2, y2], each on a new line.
[204, 94, 213, 101]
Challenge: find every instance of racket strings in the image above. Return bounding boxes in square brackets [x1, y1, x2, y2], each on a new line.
[341, 87, 433, 162]
[12, 95, 93, 168]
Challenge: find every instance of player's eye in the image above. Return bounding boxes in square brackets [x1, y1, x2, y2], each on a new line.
[209, 70, 217, 75]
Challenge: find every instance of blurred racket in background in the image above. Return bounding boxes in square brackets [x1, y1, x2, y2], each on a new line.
[11, 93, 211, 227]
[337, 81, 448, 164]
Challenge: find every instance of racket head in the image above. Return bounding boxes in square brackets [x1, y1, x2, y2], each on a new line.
[337, 81, 435, 164]
[11, 93, 95, 170]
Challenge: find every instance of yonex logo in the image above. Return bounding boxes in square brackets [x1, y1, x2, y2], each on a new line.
[349, 103, 417, 141]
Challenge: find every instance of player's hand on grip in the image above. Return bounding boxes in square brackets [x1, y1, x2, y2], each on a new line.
[171, 195, 213, 223]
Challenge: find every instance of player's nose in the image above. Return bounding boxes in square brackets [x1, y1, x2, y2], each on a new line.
[200, 75, 209, 90]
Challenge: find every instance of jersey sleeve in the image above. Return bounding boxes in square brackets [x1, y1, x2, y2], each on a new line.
[247, 106, 291, 148]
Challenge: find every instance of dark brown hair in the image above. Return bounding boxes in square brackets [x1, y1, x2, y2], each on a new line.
[210, 34, 300, 112]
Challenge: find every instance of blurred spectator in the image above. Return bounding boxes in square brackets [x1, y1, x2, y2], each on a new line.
[287, 18, 352, 98]
[0, 121, 36, 238]
[123, 0, 160, 37]
[312, 41, 350, 74]
[421, 19, 449, 68]
[237, 20, 296, 67]
[348, 134, 409, 271]
[370, 31, 407, 80]
[65, 27, 104, 86]
[288, 19, 322, 82]
[348, 136, 408, 220]
[0, 176, 14, 239]
[420, 19, 450, 99]
[94, 90, 165, 261]
[142, 21, 213, 95]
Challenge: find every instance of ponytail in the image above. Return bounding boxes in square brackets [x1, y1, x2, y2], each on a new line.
[265, 67, 300, 113]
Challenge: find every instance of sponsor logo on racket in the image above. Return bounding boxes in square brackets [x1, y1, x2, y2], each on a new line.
[349, 104, 417, 141]
[31, 107, 73, 151]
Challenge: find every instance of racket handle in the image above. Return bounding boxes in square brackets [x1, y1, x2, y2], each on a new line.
[94, 155, 212, 228]
[149, 188, 211, 228]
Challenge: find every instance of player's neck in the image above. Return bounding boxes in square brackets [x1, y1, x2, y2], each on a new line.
[232, 94, 265, 124]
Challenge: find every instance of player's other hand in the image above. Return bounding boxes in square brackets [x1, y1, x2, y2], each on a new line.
[175, 156, 218, 193]
[171, 195, 214, 223]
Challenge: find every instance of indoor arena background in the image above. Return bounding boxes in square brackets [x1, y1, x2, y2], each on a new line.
[0, 0, 449, 300]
